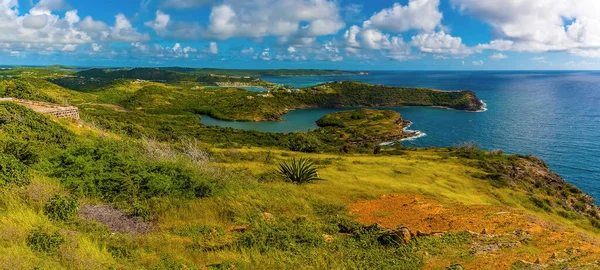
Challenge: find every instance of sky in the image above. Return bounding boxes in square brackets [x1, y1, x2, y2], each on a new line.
[1, 0, 600, 70]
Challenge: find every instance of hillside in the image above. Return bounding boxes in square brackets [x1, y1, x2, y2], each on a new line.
[1, 69, 599, 269]
[1, 101, 600, 268]
[315, 108, 417, 144]
[289, 81, 485, 112]
[1, 76, 484, 123]
[162, 67, 368, 76]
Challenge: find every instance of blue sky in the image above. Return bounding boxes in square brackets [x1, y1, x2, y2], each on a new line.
[1, 0, 600, 70]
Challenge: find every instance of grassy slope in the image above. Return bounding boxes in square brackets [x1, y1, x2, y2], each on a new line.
[1, 74, 600, 268]
[1, 103, 600, 268]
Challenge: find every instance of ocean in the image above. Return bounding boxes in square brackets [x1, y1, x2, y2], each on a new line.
[201, 71, 600, 199]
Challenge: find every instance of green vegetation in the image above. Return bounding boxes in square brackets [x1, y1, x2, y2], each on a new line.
[43, 195, 78, 222]
[0, 67, 599, 269]
[316, 108, 413, 144]
[288, 81, 484, 112]
[278, 158, 322, 184]
[26, 228, 65, 254]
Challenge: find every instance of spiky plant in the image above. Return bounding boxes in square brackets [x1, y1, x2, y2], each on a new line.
[278, 158, 322, 184]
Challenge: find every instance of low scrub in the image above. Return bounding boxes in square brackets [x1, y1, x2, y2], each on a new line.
[26, 228, 65, 254]
[44, 194, 78, 222]
[0, 154, 30, 187]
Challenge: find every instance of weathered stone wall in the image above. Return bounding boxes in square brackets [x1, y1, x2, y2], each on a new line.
[0, 98, 80, 120]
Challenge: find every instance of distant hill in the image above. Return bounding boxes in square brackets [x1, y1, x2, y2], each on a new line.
[161, 67, 368, 76]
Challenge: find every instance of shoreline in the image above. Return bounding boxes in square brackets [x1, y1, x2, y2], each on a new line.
[379, 121, 426, 146]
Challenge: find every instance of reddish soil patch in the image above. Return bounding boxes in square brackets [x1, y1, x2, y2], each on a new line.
[79, 205, 151, 235]
[349, 194, 520, 234]
[349, 194, 600, 269]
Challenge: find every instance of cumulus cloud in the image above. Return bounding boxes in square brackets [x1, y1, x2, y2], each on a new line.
[207, 41, 218, 54]
[0, 0, 149, 58]
[241, 47, 254, 54]
[111, 14, 150, 42]
[472, 60, 484, 66]
[144, 10, 170, 36]
[342, 25, 414, 61]
[367, 0, 442, 33]
[410, 31, 473, 56]
[205, 0, 344, 40]
[451, 0, 600, 57]
[489, 52, 507, 60]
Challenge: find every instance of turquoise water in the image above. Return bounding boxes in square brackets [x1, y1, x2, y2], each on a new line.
[202, 71, 600, 199]
[240, 87, 267, 92]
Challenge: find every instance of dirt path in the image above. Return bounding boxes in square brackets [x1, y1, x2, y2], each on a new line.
[349, 194, 600, 269]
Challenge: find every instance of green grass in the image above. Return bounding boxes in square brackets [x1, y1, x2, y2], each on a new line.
[0, 71, 599, 268]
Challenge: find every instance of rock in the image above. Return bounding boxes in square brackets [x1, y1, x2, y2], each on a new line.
[399, 227, 412, 243]
[446, 263, 464, 270]
[377, 226, 412, 245]
[322, 234, 334, 243]
[261, 212, 274, 220]
[230, 225, 248, 233]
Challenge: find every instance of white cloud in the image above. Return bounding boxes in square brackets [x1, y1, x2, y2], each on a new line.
[489, 52, 507, 60]
[367, 0, 443, 33]
[410, 31, 472, 56]
[111, 14, 150, 42]
[91, 43, 102, 52]
[287, 46, 296, 53]
[451, 0, 600, 57]
[259, 48, 271, 60]
[205, 0, 344, 40]
[472, 60, 484, 66]
[241, 47, 254, 54]
[207, 41, 218, 54]
[144, 10, 171, 36]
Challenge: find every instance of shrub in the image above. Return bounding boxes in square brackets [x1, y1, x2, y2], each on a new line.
[0, 154, 31, 187]
[132, 203, 151, 221]
[286, 133, 323, 153]
[26, 228, 65, 254]
[0, 139, 40, 165]
[44, 194, 78, 221]
[50, 141, 214, 203]
[278, 158, 322, 184]
[530, 196, 552, 212]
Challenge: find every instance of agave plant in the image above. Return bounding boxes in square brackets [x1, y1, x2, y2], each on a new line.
[278, 158, 322, 184]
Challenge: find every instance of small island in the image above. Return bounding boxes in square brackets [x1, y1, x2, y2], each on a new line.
[316, 108, 418, 144]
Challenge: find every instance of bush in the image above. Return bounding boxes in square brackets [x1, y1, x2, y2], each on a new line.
[530, 196, 552, 212]
[278, 158, 322, 184]
[0, 139, 40, 165]
[286, 133, 323, 153]
[50, 141, 214, 203]
[44, 194, 78, 221]
[26, 228, 65, 254]
[0, 154, 31, 187]
[132, 203, 151, 221]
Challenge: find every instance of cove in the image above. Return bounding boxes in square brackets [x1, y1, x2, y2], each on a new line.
[201, 71, 600, 200]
